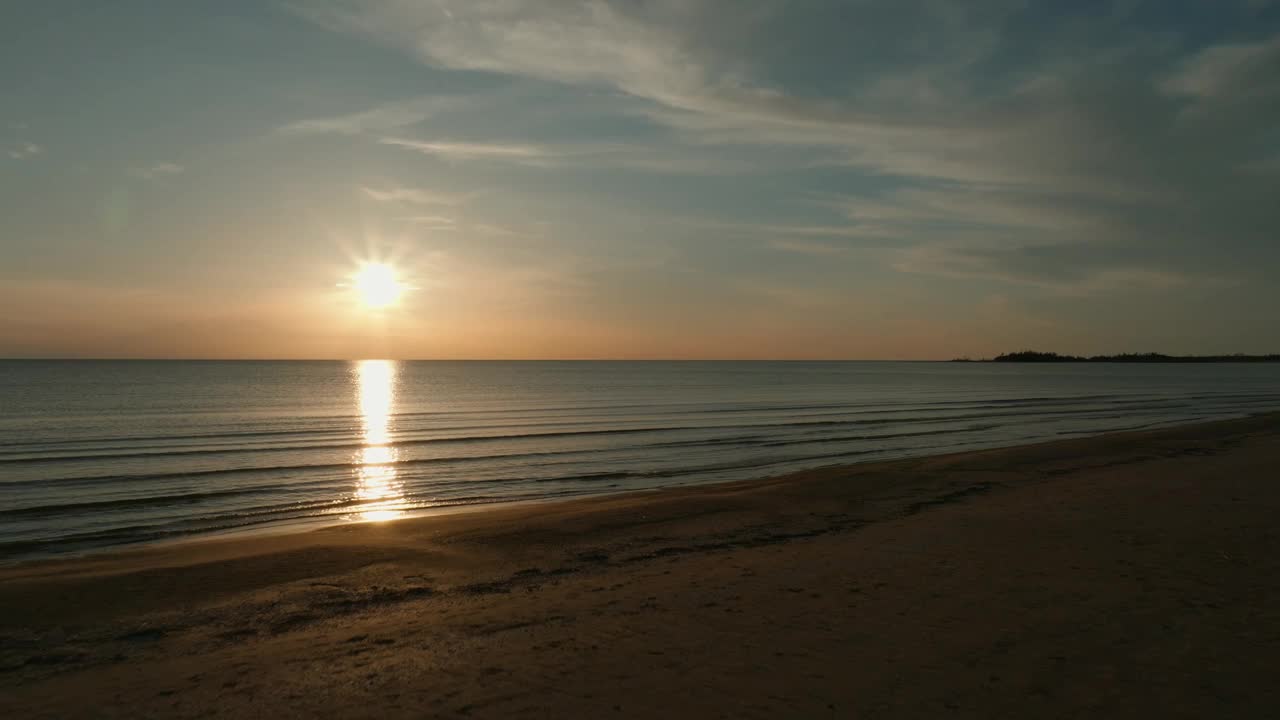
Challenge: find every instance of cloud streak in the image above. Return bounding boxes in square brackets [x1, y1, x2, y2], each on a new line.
[132, 162, 185, 180]
[379, 137, 549, 161]
[361, 185, 474, 205]
[279, 95, 468, 135]
[6, 141, 41, 159]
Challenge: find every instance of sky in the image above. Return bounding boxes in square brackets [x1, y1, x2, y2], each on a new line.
[2, 0, 1279, 359]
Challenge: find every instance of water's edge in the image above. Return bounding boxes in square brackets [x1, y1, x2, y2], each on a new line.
[4, 360, 1278, 561]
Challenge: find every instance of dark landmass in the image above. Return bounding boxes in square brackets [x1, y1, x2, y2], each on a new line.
[961, 351, 1280, 363]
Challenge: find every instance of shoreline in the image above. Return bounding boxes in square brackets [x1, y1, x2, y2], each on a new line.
[3, 410, 1252, 568]
[5, 412, 1280, 717]
[1, 411, 1255, 575]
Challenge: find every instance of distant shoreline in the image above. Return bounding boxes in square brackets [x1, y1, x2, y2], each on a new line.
[954, 351, 1280, 363]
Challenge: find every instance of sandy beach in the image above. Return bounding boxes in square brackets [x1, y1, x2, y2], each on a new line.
[3, 413, 1279, 718]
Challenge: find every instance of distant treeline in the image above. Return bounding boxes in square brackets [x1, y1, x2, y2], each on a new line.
[970, 351, 1280, 363]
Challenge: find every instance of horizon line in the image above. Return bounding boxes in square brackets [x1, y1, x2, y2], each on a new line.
[0, 356, 959, 362]
[3, 354, 1277, 362]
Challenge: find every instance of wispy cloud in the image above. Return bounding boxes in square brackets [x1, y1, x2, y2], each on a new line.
[361, 185, 474, 205]
[399, 214, 457, 229]
[279, 95, 467, 135]
[1162, 33, 1280, 102]
[674, 216, 905, 244]
[375, 133, 757, 174]
[469, 221, 543, 239]
[131, 162, 184, 180]
[891, 242, 1235, 297]
[6, 141, 41, 159]
[767, 238, 860, 257]
[378, 137, 549, 161]
[292, 1, 714, 105]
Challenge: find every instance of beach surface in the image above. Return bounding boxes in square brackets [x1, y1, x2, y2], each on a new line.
[3, 413, 1279, 718]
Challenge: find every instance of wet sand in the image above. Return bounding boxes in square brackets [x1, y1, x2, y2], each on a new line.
[3, 413, 1280, 718]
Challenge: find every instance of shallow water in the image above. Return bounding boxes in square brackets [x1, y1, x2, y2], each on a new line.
[2, 360, 1278, 560]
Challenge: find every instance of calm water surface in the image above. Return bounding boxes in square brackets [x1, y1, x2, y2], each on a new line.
[2, 360, 1278, 560]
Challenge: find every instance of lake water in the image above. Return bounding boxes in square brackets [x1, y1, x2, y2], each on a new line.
[2, 360, 1278, 561]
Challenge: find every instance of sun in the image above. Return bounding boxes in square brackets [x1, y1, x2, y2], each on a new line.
[351, 262, 406, 309]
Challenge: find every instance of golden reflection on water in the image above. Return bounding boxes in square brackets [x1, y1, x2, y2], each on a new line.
[351, 359, 406, 521]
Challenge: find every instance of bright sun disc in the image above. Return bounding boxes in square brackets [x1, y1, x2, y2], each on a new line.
[352, 262, 405, 308]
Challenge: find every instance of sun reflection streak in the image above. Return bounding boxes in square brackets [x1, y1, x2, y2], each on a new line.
[352, 359, 406, 522]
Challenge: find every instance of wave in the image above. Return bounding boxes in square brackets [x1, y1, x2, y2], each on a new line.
[16, 390, 1264, 456]
[0, 398, 1225, 467]
[4, 399, 1271, 497]
[4, 363, 1278, 562]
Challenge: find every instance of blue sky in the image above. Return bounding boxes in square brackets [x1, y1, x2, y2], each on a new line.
[2, 0, 1278, 358]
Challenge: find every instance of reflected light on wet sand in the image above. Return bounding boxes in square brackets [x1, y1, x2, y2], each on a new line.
[351, 359, 406, 521]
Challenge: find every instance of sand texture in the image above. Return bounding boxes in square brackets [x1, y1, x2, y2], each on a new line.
[3, 414, 1280, 718]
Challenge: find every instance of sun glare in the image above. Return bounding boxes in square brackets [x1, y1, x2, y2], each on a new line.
[352, 359, 406, 522]
[351, 262, 405, 309]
